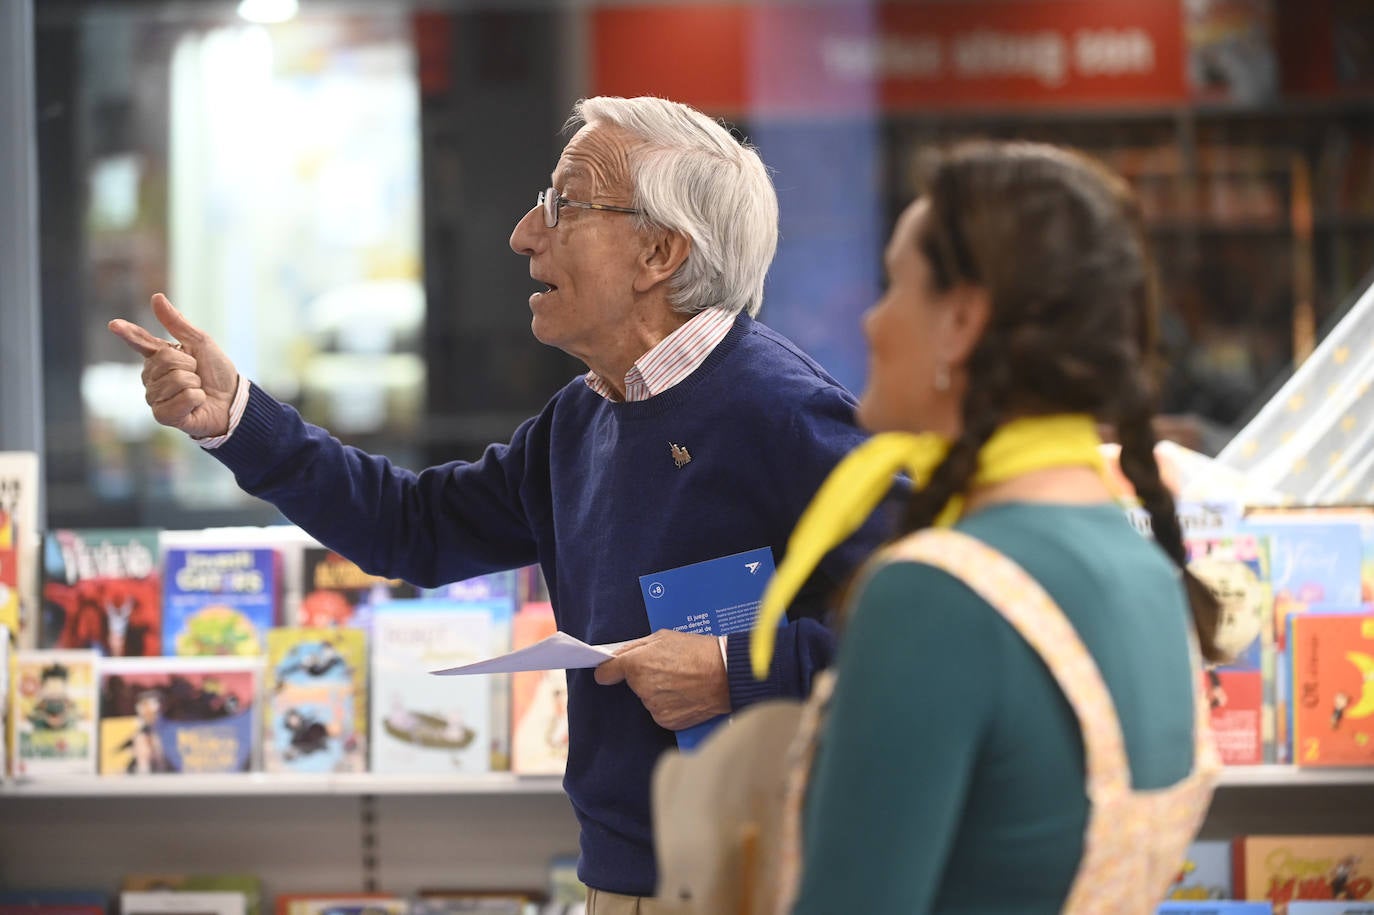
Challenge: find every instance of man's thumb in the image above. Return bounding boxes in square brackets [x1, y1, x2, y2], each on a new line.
[594, 656, 626, 686]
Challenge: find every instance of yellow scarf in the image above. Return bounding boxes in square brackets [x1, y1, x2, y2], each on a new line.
[750, 413, 1112, 679]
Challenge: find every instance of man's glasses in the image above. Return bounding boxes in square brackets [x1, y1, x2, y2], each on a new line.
[538, 188, 641, 228]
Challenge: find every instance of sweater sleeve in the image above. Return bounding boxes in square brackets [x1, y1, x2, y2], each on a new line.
[208, 381, 540, 586]
[726, 386, 899, 710]
[791, 561, 1001, 915]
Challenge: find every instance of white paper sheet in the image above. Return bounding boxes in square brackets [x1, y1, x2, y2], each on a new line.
[429, 631, 625, 675]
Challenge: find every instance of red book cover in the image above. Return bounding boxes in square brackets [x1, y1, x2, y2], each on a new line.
[1234, 835, 1374, 913]
[1292, 613, 1374, 767]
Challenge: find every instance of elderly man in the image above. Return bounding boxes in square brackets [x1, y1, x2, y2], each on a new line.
[110, 96, 886, 912]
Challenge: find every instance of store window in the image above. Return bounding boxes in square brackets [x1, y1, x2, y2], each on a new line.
[33, 0, 1374, 530]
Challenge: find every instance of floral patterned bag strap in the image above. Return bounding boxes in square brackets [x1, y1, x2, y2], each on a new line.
[884, 528, 1133, 799]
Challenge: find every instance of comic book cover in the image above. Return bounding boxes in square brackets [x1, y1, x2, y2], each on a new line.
[274, 895, 405, 915]
[163, 546, 279, 657]
[1187, 533, 1274, 764]
[40, 528, 161, 657]
[0, 451, 41, 649]
[1291, 613, 1374, 767]
[11, 649, 97, 776]
[1245, 512, 1370, 762]
[510, 602, 567, 776]
[0, 890, 108, 915]
[411, 896, 529, 914]
[370, 600, 492, 775]
[162, 527, 312, 629]
[298, 547, 419, 630]
[1, 626, 9, 776]
[1167, 840, 1234, 900]
[1234, 835, 1374, 913]
[0, 511, 18, 637]
[122, 875, 260, 915]
[264, 627, 366, 773]
[1244, 507, 1374, 604]
[98, 656, 260, 774]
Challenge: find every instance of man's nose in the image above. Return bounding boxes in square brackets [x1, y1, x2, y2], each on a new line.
[510, 204, 544, 256]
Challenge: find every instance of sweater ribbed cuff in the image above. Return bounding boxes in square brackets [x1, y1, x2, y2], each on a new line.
[209, 382, 282, 477]
[726, 627, 784, 710]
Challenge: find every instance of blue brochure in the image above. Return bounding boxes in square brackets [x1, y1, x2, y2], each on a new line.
[639, 546, 777, 750]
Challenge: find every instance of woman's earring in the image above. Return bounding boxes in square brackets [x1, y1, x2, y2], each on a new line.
[934, 364, 951, 392]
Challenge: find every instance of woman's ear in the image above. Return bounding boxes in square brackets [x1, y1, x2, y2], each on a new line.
[634, 229, 692, 293]
[940, 283, 992, 368]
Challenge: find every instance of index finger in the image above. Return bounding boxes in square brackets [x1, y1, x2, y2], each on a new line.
[108, 318, 178, 359]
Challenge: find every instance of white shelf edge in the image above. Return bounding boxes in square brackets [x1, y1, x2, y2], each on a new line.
[0, 772, 569, 798]
[2, 765, 1371, 797]
[1217, 765, 1374, 787]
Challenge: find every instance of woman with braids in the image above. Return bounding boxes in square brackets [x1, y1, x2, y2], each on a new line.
[732, 140, 1227, 914]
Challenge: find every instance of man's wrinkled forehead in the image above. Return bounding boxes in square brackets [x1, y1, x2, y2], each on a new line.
[552, 123, 634, 196]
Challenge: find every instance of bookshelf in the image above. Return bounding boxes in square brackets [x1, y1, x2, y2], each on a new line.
[1, 767, 1370, 895]
[880, 98, 1374, 426]
[3, 765, 1372, 797]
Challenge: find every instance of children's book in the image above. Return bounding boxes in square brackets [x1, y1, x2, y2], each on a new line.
[1243, 514, 1369, 762]
[371, 601, 493, 774]
[11, 649, 97, 775]
[40, 528, 161, 656]
[0, 451, 41, 649]
[163, 546, 279, 657]
[1187, 533, 1274, 764]
[1234, 835, 1374, 913]
[510, 602, 567, 776]
[1157, 904, 1273, 914]
[162, 526, 312, 628]
[98, 656, 260, 774]
[122, 877, 260, 915]
[1168, 840, 1234, 900]
[0, 512, 19, 638]
[0, 890, 107, 915]
[120, 892, 244, 915]
[546, 853, 586, 907]
[1, 625, 9, 776]
[264, 627, 366, 773]
[422, 570, 521, 769]
[1291, 613, 1374, 767]
[411, 896, 530, 915]
[298, 547, 419, 630]
[274, 895, 406, 915]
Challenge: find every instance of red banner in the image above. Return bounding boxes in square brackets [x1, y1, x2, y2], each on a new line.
[594, 1, 1189, 114]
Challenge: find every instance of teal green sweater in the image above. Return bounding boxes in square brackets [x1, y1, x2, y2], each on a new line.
[793, 503, 1198, 914]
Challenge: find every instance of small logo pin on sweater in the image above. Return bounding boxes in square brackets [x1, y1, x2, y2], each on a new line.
[669, 442, 692, 468]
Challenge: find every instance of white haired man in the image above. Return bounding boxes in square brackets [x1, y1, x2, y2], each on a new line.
[110, 95, 888, 913]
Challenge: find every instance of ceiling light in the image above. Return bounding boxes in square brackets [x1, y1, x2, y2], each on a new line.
[236, 0, 299, 24]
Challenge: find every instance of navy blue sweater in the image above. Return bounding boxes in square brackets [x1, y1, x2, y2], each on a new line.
[208, 314, 888, 894]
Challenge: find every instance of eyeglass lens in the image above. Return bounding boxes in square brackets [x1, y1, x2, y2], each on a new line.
[541, 188, 558, 228]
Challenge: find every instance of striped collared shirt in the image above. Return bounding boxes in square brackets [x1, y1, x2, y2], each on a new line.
[584, 307, 736, 402]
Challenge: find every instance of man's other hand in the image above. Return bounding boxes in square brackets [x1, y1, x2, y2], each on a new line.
[108, 293, 240, 439]
[594, 629, 730, 731]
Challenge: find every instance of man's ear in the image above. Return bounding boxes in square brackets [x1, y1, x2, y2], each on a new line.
[941, 283, 992, 368]
[634, 229, 692, 293]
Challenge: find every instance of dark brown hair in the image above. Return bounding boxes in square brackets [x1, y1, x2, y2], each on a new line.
[901, 140, 1221, 661]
